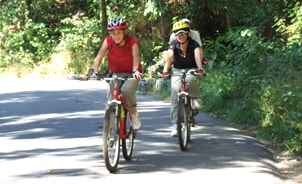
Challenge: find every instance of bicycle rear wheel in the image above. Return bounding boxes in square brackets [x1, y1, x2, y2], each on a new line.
[103, 105, 120, 173]
[122, 116, 135, 160]
[177, 97, 190, 151]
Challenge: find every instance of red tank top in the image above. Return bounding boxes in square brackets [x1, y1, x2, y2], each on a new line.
[106, 35, 142, 74]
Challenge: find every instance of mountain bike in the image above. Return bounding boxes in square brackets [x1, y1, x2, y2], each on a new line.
[176, 69, 201, 151]
[101, 74, 136, 173]
[160, 69, 202, 151]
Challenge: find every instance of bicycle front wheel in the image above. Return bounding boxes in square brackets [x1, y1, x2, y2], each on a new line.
[122, 118, 135, 160]
[103, 105, 120, 173]
[177, 96, 190, 151]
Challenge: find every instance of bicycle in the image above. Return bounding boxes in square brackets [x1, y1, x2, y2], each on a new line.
[100, 74, 136, 173]
[160, 69, 202, 151]
[176, 69, 199, 151]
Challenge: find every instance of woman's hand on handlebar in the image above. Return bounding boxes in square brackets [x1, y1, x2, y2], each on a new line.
[88, 69, 98, 80]
[193, 68, 204, 77]
[159, 72, 171, 79]
[133, 70, 143, 80]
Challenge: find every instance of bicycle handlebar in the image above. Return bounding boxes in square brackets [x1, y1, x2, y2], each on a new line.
[173, 68, 204, 77]
[158, 68, 205, 79]
[88, 72, 135, 81]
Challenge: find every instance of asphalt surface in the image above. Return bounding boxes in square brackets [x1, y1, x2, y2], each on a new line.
[0, 79, 283, 184]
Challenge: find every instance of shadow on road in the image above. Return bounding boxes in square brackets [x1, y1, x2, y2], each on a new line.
[116, 111, 281, 179]
[0, 89, 105, 139]
[0, 88, 282, 180]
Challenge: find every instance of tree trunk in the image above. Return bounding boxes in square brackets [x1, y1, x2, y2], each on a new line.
[263, 21, 273, 40]
[225, 12, 231, 31]
[100, 0, 108, 34]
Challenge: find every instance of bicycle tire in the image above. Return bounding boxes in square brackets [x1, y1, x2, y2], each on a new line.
[122, 122, 135, 160]
[187, 99, 193, 142]
[103, 105, 120, 173]
[177, 96, 190, 151]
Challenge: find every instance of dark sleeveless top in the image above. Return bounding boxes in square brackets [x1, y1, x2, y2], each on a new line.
[169, 38, 199, 69]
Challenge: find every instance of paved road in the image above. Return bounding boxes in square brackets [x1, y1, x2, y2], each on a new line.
[0, 79, 283, 184]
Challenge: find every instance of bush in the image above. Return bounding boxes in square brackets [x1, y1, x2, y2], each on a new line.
[1, 20, 56, 70]
[202, 27, 302, 153]
[57, 16, 103, 74]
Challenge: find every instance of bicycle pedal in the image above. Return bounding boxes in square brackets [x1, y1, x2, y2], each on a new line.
[109, 139, 115, 147]
[133, 130, 137, 138]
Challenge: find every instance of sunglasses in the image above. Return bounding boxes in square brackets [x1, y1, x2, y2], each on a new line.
[175, 32, 188, 37]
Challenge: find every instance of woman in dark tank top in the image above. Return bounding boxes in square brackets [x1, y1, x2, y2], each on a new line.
[161, 19, 205, 136]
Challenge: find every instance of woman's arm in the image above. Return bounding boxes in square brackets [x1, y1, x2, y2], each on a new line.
[194, 47, 204, 70]
[132, 43, 141, 72]
[162, 49, 174, 73]
[94, 39, 108, 72]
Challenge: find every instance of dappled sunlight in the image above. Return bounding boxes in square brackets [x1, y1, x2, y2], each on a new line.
[138, 100, 170, 107]
[17, 168, 103, 178]
[0, 80, 282, 182]
[139, 115, 170, 121]
[137, 108, 162, 113]
[219, 126, 240, 131]
[192, 131, 256, 141]
[9, 128, 50, 134]
[138, 140, 173, 148]
[137, 105, 170, 110]
[139, 149, 172, 155]
[119, 110, 277, 175]
[0, 79, 107, 94]
[0, 116, 19, 121]
[0, 96, 40, 104]
[1, 110, 105, 126]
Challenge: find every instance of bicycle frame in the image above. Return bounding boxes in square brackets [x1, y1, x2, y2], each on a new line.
[108, 78, 128, 139]
[176, 69, 196, 150]
[179, 77, 189, 98]
[178, 70, 193, 104]
[100, 74, 137, 172]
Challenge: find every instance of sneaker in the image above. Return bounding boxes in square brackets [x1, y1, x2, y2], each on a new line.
[191, 118, 196, 127]
[191, 117, 198, 127]
[170, 129, 177, 137]
[170, 124, 177, 137]
[129, 111, 141, 130]
[132, 129, 137, 138]
[191, 98, 200, 110]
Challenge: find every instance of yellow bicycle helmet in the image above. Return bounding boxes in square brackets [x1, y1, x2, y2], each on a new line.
[172, 20, 190, 33]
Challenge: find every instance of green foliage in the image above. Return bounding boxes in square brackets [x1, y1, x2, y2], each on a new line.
[275, 2, 302, 46]
[1, 20, 56, 68]
[144, 0, 164, 19]
[202, 27, 302, 153]
[0, 0, 100, 71]
[140, 37, 165, 73]
[58, 16, 102, 74]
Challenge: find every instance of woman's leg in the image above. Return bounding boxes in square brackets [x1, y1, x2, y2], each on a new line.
[121, 79, 140, 130]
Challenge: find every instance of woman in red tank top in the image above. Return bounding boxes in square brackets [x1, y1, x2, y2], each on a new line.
[93, 18, 142, 76]
[92, 17, 142, 131]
